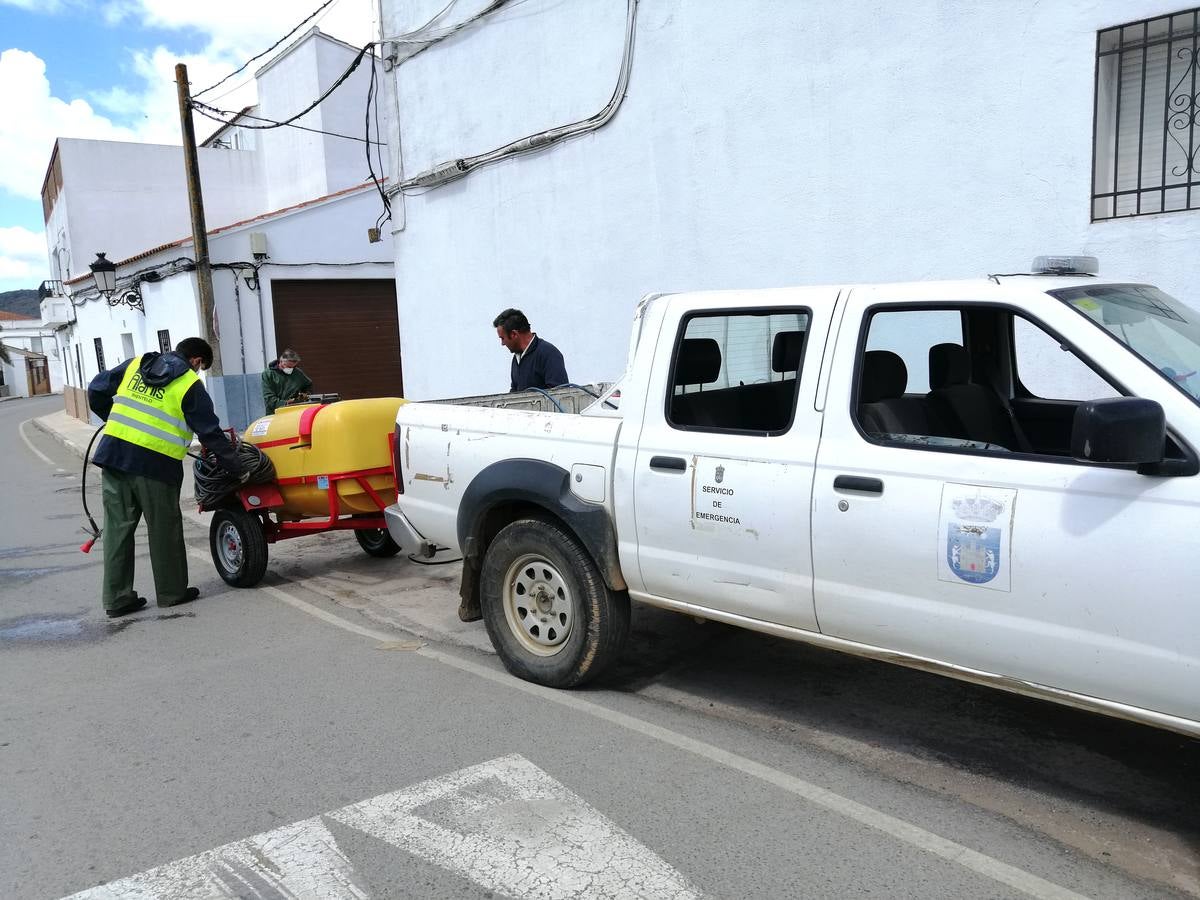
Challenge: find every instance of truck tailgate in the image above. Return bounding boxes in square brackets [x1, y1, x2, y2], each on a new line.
[395, 403, 622, 552]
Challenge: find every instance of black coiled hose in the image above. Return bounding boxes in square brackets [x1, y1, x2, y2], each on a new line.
[193, 442, 276, 507]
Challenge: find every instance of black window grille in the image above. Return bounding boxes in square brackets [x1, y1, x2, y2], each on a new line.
[1093, 9, 1200, 219]
[158, 329, 172, 354]
[94, 337, 106, 374]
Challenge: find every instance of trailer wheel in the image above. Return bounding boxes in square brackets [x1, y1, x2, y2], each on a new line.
[355, 527, 401, 558]
[480, 517, 630, 688]
[210, 508, 269, 588]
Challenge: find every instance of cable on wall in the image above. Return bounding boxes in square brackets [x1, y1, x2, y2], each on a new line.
[397, 0, 638, 193]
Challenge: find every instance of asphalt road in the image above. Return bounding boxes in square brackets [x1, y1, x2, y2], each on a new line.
[1, 394, 1196, 899]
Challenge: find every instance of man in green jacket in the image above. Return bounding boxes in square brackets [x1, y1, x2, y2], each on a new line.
[261, 348, 313, 414]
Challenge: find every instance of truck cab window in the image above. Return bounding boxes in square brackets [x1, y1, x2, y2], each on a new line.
[1013, 317, 1120, 402]
[668, 310, 809, 434]
[856, 305, 1131, 457]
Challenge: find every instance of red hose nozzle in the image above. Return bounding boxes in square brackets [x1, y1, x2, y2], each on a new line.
[80, 538, 96, 554]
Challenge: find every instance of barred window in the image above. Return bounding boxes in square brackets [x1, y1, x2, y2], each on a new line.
[1094, 10, 1200, 219]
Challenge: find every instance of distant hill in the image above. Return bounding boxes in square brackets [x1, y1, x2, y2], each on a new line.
[0, 289, 40, 318]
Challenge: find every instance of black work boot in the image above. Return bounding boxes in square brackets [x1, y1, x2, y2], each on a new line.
[106, 595, 148, 618]
[159, 587, 200, 609]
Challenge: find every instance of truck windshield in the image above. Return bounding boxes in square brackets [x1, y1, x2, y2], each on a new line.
[1050, 284, 1200, 404]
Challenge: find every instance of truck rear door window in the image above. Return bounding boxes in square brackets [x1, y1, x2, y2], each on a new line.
[667, 310, 809, 434]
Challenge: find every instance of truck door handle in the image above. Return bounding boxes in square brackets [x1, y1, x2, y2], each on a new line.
[834, 475, 883, 494]
[649, 456, 687, 472]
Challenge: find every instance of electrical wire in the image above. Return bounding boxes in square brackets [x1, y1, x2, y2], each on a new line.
[366, 51, 391, 229]
[383, 0, 461, 42]
[191, 43, 375, 132]
[193, 105, 384, 145]
[194, 0, 342, 99]
[524, 386, 565, 412]
[563, 382, 619, 410]
[407, 552, 462, 565]
[384, 0, 518, 64]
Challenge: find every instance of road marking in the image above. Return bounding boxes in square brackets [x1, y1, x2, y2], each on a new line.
[19, 418, 57, 466]
[64, 756, 696, 899]
[329, 754, 699, 899]
[66, 816, 368, 899]
[251, 581, 1091, 900]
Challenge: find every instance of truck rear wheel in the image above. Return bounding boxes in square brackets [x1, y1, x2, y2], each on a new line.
[355, 527, 401, 558]
[210, 508, 269, 588]
[480, 517, 630, 688]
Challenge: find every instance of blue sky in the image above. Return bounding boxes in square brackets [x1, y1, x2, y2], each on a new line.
[0, 0, 374, 293]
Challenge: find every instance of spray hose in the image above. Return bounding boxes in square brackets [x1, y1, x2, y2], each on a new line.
[79, 426, 105, 553]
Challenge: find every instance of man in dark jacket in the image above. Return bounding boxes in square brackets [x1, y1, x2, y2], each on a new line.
[88, 337, 245, 618]
[493, 308, 568, 392]
[261, 348, 313, 414]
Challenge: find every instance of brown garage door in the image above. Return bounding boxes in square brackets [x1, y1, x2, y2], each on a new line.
[270, 279, 403, 400]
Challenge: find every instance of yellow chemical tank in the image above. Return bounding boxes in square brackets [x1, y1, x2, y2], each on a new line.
[242, 398, 405, 518]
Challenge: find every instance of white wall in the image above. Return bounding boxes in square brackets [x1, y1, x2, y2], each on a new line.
[256, 37, 330, 211]
[315, 38, 386, 191]
[0, 322, 65, 392]
[1, 352, 31, 398]
[50, 140, 263, 282]
[382, 0, 1200, 399]
[210, 185, 394, 374]
[66, 273, 200, 390]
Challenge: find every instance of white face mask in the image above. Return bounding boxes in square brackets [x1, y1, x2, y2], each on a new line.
[280, 364, 296, 374]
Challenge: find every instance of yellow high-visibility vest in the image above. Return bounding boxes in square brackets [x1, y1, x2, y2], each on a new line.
[103, 355, 199, 460]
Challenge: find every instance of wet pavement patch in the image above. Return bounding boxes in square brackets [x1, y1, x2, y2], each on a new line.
[0, 610, 195, 645]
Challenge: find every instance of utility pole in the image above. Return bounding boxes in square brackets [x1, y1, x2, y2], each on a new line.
[174, 63, 222, 375]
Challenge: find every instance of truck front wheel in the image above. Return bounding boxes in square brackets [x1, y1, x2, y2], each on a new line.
[480, 517, 630, 688]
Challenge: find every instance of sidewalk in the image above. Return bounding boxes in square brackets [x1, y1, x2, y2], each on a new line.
[31, 410, 493, 654]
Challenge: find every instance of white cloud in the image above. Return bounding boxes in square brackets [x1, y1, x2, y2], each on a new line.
[0, 49, 139, 202]
[0, 0, 379, 286]
[0, 0, 378, 203]
[0, 225, 48, 284]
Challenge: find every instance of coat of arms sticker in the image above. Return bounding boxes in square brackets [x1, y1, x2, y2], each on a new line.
[936, 484, 1017, 592]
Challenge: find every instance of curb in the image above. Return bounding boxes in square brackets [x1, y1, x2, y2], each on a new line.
[31, 415, 92, 458]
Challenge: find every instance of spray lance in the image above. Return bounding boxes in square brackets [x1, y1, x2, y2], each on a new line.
[78, 426, 204, 553]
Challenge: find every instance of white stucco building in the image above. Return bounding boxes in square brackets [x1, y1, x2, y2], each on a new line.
[41, 28, 398, 428]
[378, 0, 1200, 398]
[0, 312, 63, 399]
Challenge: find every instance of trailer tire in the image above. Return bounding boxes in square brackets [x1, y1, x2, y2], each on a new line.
[355, 527, 401, 558]
[480, 517, 630, 688]
[210, 508, 269, 588]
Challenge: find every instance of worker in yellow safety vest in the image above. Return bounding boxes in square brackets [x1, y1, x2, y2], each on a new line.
[88, 337, 246, 618]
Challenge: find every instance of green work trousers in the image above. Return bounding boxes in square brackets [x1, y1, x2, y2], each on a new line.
[101, 468, 189, 609]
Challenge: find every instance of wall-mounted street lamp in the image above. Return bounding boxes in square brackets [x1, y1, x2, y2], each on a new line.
[89, 252, 116, 297]
[89, 251, 143, 313]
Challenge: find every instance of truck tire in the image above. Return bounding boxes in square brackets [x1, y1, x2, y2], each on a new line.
[480, 517, 630, 688]
[355, 527, 402, 558]
[210, 508, 269, 588]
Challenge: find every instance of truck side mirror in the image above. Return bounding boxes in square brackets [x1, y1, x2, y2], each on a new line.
[1071, 397, 1165, 466]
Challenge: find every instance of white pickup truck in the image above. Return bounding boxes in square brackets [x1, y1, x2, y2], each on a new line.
[385, 257, 1200, 739]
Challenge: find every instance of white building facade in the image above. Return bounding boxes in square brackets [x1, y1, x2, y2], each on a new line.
[379, 0, 1200, 398]
[56, 184, 395, 428]
[0, 314, 64, 398]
